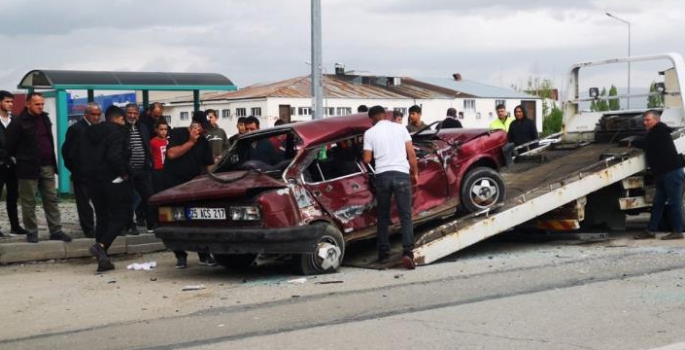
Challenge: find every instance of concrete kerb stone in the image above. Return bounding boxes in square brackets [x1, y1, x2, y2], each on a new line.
[0, 241, 66, 264]
[65, 238, 97, 258]
[125, 234, 166, 254]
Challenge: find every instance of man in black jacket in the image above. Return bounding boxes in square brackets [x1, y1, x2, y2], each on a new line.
[507, 105, 538, 147]
[82, 106, 131, 272]
[124, 103, 155, 234]
[440, 107, 463, 129]
[0, 90, 29, 237]
[5, 92, 71, 243]
[62, 102, 101, 238]
[631, 110, 685, 240]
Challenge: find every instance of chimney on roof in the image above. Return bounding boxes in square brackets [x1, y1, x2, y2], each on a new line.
[334, 63, 345, 75]
[452, 73, 462, 81]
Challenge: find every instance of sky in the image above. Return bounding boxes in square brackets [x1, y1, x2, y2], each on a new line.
[1, 0, 684, 97]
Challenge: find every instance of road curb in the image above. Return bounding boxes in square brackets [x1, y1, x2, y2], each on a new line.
[0, 234, 166, 264]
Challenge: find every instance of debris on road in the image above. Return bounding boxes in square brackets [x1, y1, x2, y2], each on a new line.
[127, 261, 157, 271]
[286, 278, 307, 284]
[182, 284, 206, 291]
[315, 280, 343, 285]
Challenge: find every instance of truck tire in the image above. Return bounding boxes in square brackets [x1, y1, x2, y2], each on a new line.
[213, 254, 257, 269]
[294, 223, 345, 275]
[460, 167, 506, 213]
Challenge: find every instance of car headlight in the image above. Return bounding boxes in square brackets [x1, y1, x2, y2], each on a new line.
[159, 207, 186, 222]
[229, 206, 261, 221]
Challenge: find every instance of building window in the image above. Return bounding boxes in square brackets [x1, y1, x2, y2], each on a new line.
[291, 107, 296, 116]
[298, 107, 311, 116]
[495, 100, 506, 109]
[251, 107, 262, 117]
[222, 109, 230, 119]
[236, 108, 247, 117]
[180, 111, 189, 121]
[336, 107, 352, 115]
[324, 107, 334, 116]
[464, 99, 476, 111]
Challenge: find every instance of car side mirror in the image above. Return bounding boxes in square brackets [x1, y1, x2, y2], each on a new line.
[589, 87, 600, 99]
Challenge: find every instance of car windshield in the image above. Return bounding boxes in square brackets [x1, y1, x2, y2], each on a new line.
[214, 130, 302, 177]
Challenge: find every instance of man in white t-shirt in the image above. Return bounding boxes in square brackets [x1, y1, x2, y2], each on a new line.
[362, 105, 419, 269]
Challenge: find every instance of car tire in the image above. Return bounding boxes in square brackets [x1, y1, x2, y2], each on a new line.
[294, 223, 345, 275]
[213, 254, 257, 269]
[460, 167, 506, 213]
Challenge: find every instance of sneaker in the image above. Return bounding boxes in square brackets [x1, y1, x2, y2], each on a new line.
[661, 232, 684, 240]
[175, 256, 188, 269]
[26, 232, 38, 243]
[89, 244, 115, 272]
[199, 255, 218, 267]
[49, 231, 72, 242]
[401, 252, 416, 270]
[634, 230, 656, 240]
[146, 226, 157, 234]
[10, 227, 29, 236]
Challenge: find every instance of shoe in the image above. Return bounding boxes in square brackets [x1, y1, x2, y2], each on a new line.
[634, 230, 656, 240]
[146, 226, 157, 234]
[377, 250, 390, 264]
[127, 225, 140, 236]
[199, 255, 218, 267]
[10, 227, 29, 236]
[26, 232, 38, 243]
[401, 253, 416, 270]
[661, 232, 684, 240]
[89, 244, 115, 272]
[175, 256, 188, 269]
[49, 231, 72, 242]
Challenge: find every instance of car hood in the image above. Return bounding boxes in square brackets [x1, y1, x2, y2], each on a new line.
[438, 128, 503, 144]
[149, 171, 288, 205]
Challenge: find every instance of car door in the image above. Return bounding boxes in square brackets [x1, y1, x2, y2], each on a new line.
[412, 142, 450, 216]
[303, 136, 377, 235]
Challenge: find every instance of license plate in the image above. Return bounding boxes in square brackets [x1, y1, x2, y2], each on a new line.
[188, 207, 226, 220]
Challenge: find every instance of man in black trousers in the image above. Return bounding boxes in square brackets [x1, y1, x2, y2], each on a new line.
[62, 102, 101, 238]
[81, 106, 131, 272]
[0, 90, 29, 237]
[124, 103, 155, 234]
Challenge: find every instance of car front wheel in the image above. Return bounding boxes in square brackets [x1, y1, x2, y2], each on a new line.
[294, 223, 345, 275]
[460, 167, 506, 213]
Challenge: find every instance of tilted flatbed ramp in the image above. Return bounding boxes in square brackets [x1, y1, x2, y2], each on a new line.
[345, 134, 685, 269]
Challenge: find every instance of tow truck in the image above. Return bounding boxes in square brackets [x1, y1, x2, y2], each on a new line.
[404, 53, 685, 266]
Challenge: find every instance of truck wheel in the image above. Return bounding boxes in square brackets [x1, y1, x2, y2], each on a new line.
[213, 254, 257, 269]
[294, 223, 345, 275]
[461, 167, 506, 213]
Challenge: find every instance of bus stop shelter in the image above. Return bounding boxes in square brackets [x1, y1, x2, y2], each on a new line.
[17, 69, 237, 193]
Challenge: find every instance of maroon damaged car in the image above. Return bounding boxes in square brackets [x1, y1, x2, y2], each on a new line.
[150, 112, 508, 275]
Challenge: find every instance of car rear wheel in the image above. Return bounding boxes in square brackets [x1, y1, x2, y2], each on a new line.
[460, 167, 506, 213]
[213, 254, 257, 269]
[293, 223, 345, 275]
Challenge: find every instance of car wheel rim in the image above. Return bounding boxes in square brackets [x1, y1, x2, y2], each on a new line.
[470, 178, 500, 209]
[311, 236, 342, 271]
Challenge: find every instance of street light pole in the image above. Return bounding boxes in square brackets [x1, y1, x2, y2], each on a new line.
[606, 12, 631, 109]
[311, 0, 323, 120]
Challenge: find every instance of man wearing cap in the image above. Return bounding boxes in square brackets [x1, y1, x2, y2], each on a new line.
[162, 111, 216, 268]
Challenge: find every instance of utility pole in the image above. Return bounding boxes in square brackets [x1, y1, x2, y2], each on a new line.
[606, 12, 631, 109]
[311, 0, 323, 120]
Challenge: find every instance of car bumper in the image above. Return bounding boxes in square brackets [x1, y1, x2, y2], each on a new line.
[154, 225, 326, 254]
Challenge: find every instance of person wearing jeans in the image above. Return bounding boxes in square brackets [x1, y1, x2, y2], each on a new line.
[362, 105, 419, 270]
[631, 109, 685, 240]
[5, 92, 71, 243]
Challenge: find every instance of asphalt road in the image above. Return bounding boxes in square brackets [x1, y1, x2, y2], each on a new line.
[2, 230, 685, 350]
